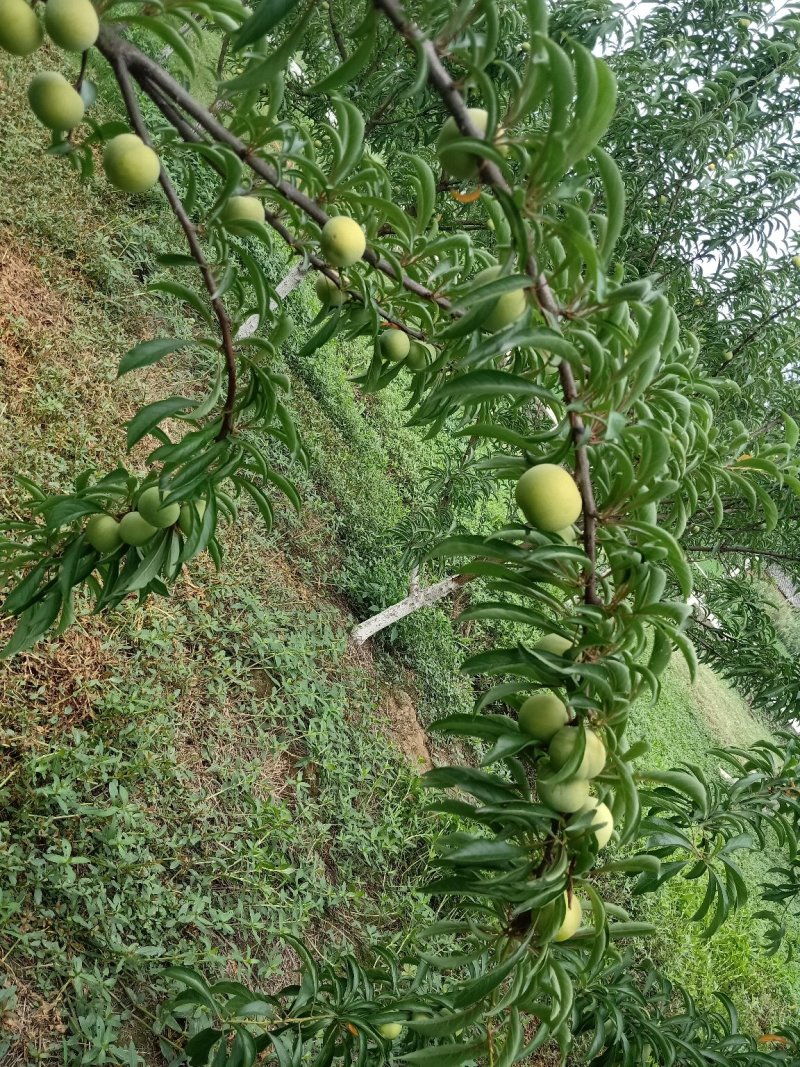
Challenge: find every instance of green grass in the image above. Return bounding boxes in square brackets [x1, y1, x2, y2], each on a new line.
[0, 44, 473, 1065]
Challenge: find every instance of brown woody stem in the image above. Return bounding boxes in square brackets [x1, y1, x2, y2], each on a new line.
[103, 49, 238, 441]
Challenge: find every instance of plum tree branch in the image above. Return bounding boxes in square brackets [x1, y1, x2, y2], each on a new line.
[96, 26, 454, 315]
[372, 0, 601, 603]
[105, 51, 238, 441]
[128, 74, 425, 340]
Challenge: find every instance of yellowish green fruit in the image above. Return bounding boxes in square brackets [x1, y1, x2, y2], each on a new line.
[515, 464, 582, 532]
[473, 265, 527, 332]
[137, 486, 180, 529]
[221, 195, 265, 224]
[577, 797, 614, 850]
[315, 272, 346, 306]
[103, 134, 160, 193]
[792, 255, 800, 268]
[119, 511, 158, 547]
[538, 764, 590, 813]
[436, 107, 488, 179]
[320, 216, 366, 267]
[410, 1012, 429, 1022]
[548, 726, 606, 779]
[553, 893, 582, 942]
[377, 1023, 403, 1040]
[0, 0, 43, 55]
[519, 691, 569, 741]
[44, 0, 99, 51]
[85, 514, 122, 553]
[406, 341, 435, 372]
[722, 350, 734, 363]
[379, 329, 411, 361]
[739, 17, 751, 27]
[178, 499, 207, 536]
[28, 71, 85, 130]
[535, 633, 571, 657]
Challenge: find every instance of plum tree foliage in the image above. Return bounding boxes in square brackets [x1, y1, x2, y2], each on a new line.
[2, 0, 800, 1064]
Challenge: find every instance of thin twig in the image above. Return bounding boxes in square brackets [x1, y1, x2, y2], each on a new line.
[106, 53, 238, 440]
[687, 545, 800, 564]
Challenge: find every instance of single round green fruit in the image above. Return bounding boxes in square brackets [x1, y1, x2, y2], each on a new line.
[410, 1012, 430, 1022]
[721, 350, 734, 363]
[320, 216, 366, 267]
[221, 195, 265, 225]
[179, 499, 207, 536]
[44, 0, 99, 51]
[577, 797, 614, 850]
[515, 464, 582, 532]
[739, 17, 751, 27]
[379, 329, 411, 361]
[406, 341, 435, 372]
[377, 1023, 403, 1040]
[538, 765, 591, 813]
[535, 633, 571, 657]
[119, 511, 158, 547]
[554, 893, 582, 942]
[103, 134, 160, 193]
[137, 486, 180, 529]
[315, 272, 346, 306]
[0, 0, 43, 55]
[518, 692, 569, 741]
[548, 726, 606, 779]
[28, 71, 85, 130]
[472, 265, 527, 332]
[436, 107, 488, 179]
[792, 255, 800, 268]
[85, 514, 122, 553]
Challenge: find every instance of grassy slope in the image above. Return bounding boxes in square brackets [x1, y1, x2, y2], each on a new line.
[627, 657, 800, 1032]
[2, 37, 799, 1066]
[0, 44, 474, 1066]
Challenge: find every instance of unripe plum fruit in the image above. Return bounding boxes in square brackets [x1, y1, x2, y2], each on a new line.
[518, 691, 569, 741]
[44, 0, 99, 52]
[119, 511, 158, 546]
[103, 133, 160, 193]
[320, 216, 366, 267]
[379, 329, 411, 361]
[515, 464, 582, 532]
[315, 272, 346, 306]
[548, 726, 606, 779]
[406, 341, 435, 372]
[538, 763, 590, 812]
[221, 195, 265, 224]
[553, 893, 582, 942]
[0, 0, 43, 55]
[535, 633, 571, 656]
[472, 265, 527, 332]
[377, 1023, 403, 1040]
[179, 499, 207, 535]
[436, 107, 488, 179]
[577, 797, 614, 850]
[28, 71, 85, 130]
[85, 514, 122, 553]
[137, 486, 180, 528]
